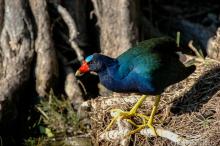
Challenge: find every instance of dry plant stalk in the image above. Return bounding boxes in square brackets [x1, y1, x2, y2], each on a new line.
[57, 4, 84, 62]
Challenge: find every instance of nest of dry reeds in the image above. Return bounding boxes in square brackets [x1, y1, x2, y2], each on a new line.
[83, 58, 220, 146]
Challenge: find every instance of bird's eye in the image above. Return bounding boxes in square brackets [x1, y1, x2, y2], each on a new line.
[88, 61, 93, 65]
[89, 60, 96, 65]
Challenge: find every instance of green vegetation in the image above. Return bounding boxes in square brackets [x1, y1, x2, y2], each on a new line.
[24, 91, 80, 146]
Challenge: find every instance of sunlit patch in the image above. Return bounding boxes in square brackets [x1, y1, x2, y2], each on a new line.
[85, 55, 93, 62]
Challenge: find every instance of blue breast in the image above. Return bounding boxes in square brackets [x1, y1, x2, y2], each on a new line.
[98, 65, 156, 94]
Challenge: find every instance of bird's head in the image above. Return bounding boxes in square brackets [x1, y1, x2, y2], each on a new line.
[75, 53, 103, 76]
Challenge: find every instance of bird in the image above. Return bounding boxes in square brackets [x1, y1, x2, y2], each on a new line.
[75, 37, 196, 136]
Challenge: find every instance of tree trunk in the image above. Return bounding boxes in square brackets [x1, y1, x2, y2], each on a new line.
[91, 0, 139, 57]
[29, 0, 58, 97]
[0, 0, 34, 120]
[0, 0, 87, 122]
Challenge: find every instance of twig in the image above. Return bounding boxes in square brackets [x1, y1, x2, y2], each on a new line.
[56, 5, 83, 62]
[204, 57, 220, 64]
[188, 40, 204, 60]
[188, 41, 220, 64]
[77, 80, 87, 95]
[36, 106, 49, 120]
[91, 0, 102, 25]
[176, 31, 180, 47]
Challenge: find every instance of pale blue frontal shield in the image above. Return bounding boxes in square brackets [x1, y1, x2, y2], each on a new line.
[85, 55, 93, 62]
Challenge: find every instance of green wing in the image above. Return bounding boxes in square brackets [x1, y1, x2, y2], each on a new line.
[117, 37, 177, 79]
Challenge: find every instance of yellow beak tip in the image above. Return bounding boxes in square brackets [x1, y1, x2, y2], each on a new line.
[75, 70, 84, 77]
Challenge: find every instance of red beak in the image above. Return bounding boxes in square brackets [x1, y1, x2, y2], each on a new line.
[75, 60, 89, 76]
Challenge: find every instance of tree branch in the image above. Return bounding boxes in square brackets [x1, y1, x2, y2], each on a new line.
[56, 5, 84, 62]
[91, 0, 102, 25]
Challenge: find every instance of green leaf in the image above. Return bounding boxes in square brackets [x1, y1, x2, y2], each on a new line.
[39, 126, 54, 138]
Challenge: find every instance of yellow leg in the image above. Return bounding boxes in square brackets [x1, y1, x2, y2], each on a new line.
[147, 95, 161, 136]
[105, 95, 161, 137]
[105, 111, 121, 131]
[105, 95, 148, 131]
[129, 95, 147, 114]
[126, 95, 161, 136]
[125, 116, 147, 136]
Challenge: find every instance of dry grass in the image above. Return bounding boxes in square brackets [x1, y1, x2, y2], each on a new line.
[89, 58, 220, 146]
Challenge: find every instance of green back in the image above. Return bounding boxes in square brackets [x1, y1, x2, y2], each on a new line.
[117, 37, 177, 79]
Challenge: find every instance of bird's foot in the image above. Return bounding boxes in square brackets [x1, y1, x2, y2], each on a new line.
[126, 120, 158, 137]
[105, 109, 150, 131]
[147, 122, 157, 136]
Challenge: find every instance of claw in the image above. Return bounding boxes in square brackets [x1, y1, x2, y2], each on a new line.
[125, 120, 158, 137]
[105, 95, 161, 137]
[105, 95, 148, 131]
[125, 125, 146, 136]
[105, 109, 123, 131]
[147, 123, 157, 136]
[125, 95, 161, 137]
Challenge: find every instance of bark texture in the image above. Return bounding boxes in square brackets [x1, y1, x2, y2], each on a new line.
[91, 0, 139, 57]
[29, 0, 58, 97]
[0, 0, 3, 34]
[0, 0, 4, 84]
[0, 0, 86, 120]
[0, 0, 34, 119]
